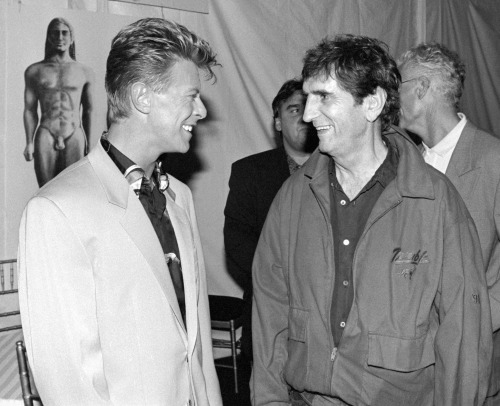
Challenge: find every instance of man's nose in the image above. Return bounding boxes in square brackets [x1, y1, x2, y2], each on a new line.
[195, 96, 207, 120]
[303, 96, 318, 123]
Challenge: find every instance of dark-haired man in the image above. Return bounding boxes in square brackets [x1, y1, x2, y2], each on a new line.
[19, 18, 222, 405]
[251, 34, 492, 406]
[224, 78, 317, 361]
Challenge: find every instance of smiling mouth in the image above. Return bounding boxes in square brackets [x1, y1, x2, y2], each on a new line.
[315, 125, 333, 132]
[182, 125, 193, 132]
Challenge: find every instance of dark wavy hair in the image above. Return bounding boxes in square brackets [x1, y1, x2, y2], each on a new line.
[302, 34, 401, 131]
[45, 18, 76, 61]
[106, 18, 219, 123]
[271, 78, 304, 119]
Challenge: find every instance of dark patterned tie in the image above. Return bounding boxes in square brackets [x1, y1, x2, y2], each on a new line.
[128, 172, 186, 325]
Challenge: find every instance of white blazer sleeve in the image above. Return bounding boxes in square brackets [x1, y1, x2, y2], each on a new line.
[18, 196, 110, 405]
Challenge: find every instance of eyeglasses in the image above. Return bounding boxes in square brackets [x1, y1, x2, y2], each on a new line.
[401, 73, 439, 84]
[401, 77, 420, 84]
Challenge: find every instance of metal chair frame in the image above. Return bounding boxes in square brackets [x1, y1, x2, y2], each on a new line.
[209, 296, 244, 394]
[16, 341, 42, 406]
[0, 259, 22, 333]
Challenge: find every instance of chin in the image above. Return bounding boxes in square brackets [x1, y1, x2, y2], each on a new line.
[177, 142, 190, 154]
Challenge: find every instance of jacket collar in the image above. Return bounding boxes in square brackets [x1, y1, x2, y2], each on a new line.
[304, 125, 435, 200]
[87, 141, 188, 337]
[446, 120, 477, 177]
[87, 140, 131, 209]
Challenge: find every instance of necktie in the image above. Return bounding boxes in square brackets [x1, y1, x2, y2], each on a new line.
[139, 176, 167, 220]
[126, 170, 186, 325]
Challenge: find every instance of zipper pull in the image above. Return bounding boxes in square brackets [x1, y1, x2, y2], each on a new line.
[331, 347, 338, 361]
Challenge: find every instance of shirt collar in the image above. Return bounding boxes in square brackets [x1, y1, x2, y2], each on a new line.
[371, 137, 399, 188]
[422, 113, 467, 157]
[100, 134, 169, 192]
[286, 153, 302, 175]
[329, 136, 399, 191]
[101, 135, 137, 176]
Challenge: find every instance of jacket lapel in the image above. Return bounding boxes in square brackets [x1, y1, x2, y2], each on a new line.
[88, 143, 186, 336]
[446, 122, 480, 199]
[166, 192, 198, 353]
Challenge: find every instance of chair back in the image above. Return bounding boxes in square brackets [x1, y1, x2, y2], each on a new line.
[0, 259, 21, 333]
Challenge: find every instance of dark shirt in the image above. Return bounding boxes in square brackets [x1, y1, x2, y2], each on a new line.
[286, 153, 302, 175]
[101, 137, 186, 325]
[329, 140, 399, 346]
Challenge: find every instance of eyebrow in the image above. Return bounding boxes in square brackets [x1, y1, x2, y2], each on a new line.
[309, 89, 331, 96]
[286, 103, 303, 110]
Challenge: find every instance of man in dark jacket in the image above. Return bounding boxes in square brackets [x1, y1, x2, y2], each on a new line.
[251, 34, 492, 406]
[224, 78, 317, 361]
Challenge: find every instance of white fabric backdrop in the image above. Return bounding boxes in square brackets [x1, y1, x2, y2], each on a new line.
[0, 0, 498, 299]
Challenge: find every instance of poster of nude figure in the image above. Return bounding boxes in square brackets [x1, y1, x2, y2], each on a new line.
[23, 17, 95, 187]
[2, 5, 127, 258]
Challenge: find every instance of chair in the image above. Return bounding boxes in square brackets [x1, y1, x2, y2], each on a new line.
[209, 295, 245, 394]
[16, 341, 42, 406]
[0, 259, 21, 333]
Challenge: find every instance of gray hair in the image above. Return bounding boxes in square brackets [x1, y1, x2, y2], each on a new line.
[398, 42, 466, 109]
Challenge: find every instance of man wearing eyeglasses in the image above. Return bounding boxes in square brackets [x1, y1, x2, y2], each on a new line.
[398, 42, 500, 406]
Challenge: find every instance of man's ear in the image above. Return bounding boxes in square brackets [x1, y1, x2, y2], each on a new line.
[130, 82, 151, 114]
[274, 117, 282, 132]
[364, 86, 386, 123]
[416, 76, 430, 100]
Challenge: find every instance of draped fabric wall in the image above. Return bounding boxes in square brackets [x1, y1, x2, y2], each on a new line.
[0, 0, 498, 298]
[426, 0, 500, 137]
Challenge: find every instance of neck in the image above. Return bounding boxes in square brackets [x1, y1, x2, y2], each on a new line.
[283, 143, 311, 165]
[106, 121, 156, 178]
[419, 105, 461, 148]
[47, 52, 73, 63]
[334, 135, 388, 200]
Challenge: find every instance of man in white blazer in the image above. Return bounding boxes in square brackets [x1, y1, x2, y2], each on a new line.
[18, 18, 222, 406]
[398, 42, 500, 405]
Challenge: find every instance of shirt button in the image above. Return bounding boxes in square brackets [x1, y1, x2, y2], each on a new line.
[340, 321, 346, 328]
[343, 239, 350, 246]
[343, 280, 349, 287]
[340, 199, 346, 205]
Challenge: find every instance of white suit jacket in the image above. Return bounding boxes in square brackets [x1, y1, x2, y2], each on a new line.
[18, 141, 222, 406]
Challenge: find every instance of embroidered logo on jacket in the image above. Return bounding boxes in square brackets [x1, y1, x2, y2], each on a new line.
[391, 248, 429, 280]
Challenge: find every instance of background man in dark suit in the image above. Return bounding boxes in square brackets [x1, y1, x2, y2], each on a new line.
[398, 42, 500, 405]
[223, 78, 317, 361]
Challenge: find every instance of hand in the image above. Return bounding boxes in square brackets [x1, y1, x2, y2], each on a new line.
[24, 143, 34, 161]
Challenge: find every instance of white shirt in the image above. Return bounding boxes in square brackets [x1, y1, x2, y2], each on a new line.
[422, 113, 467, 174]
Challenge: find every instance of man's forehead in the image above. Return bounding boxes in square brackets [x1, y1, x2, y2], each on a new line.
[304, 73, 337, 91]
[50, 23, 70, 31]
[283, 90, 306, 104]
